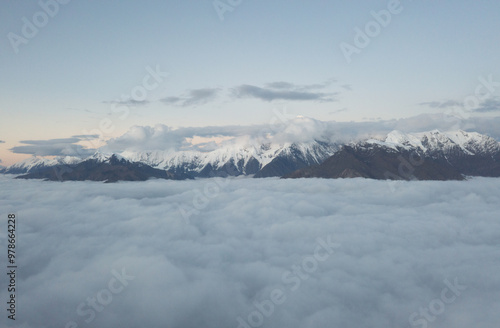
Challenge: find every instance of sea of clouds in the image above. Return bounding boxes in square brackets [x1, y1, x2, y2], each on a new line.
[1, 175, 499, 328]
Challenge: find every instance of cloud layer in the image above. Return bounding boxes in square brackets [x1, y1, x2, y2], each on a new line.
[7, 114, 500, 157]
[101, 114, 500, 154]
[1, 176, 499, 328]
[9, 135, 99, 157]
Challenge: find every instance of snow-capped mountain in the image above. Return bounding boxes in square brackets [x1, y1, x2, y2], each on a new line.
[363, 130, 500, 177]
[366, 130, 500, 157]
[286, 129, 500, 180]
[3, 156, 82, 174]
[4, 129, 500, 180]
[119, 140, 339, 178]
[16, 153, 189, 182]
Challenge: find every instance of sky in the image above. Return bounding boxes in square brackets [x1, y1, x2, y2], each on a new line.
[2, 0, 500, 165]
[1, 175, 499, 327]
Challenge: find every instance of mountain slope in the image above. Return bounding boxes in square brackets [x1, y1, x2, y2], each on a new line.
[4, 156, 82, 174]
[284, 145, 464, 180]
[285, 130, 500, 180]
[16, 154, 189, 182]
[119, 140, 338, 178]
[4, 129, 500, 181]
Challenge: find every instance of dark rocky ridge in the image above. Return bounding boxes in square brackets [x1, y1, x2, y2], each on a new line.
[16, 155, 189, 182]
[284, 145, 466, 180]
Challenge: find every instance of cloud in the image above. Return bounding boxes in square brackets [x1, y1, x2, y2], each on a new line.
[103, 99, 150, 107]
[9, 136, 97, 157]
[160, 80, 337, 106]
[101, 122, 274, 153]
[102, 125, 188, 152]
[161, 88, 220, 107]
[419, 97, 500, 113]
[474, 97, 500, 112]
[265, 81, 296, 90]
[329, 108, 348, 115]
[71, 134, 100, 140]
[419, 100, 463, 109]
[99, 113, 500, 154]
[0, 175, 499, 328]
[233, 84, 337, 102]
[265, 79, 336, 92]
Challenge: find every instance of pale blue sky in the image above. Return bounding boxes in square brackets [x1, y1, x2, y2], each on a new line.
[1, 0, 500, 164]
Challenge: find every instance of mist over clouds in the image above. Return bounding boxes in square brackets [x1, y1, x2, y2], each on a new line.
[1, 176, 499, 328]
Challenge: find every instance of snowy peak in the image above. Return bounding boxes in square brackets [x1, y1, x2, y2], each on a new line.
[4, 156, 82, 174]
[118, 139, 339, 178]
[4, 129, 500, 179]
[365, 130, 500, 157]
[87, 152, 127, 164]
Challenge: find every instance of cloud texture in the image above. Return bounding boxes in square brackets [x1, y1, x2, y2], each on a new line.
[9, 135, 98, 157]
[233, 83, 337, 102]
[1, 176, 499, 328]
[162, 88, 220, 107]
[100, 114, 500, 154]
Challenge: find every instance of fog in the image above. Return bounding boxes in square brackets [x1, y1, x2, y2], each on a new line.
[0, 175, 499, 328]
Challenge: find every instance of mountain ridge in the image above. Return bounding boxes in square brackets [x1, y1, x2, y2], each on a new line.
[4, 129, 500, 181]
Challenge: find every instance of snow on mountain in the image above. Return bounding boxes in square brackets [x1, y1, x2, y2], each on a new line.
[366, 130, 500, 157]
[119, 139, 338, 177]
[87, 151, 127, 163]
[4, 156, 82, 174]
[4, 127, 500, 178]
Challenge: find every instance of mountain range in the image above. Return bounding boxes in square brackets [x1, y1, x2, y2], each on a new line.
[3, 129, 500, 181]
[14, 154, 190, 182]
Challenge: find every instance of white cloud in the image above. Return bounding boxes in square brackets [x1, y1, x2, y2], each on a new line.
[0, 176, 499, 328]
[161, 88, 220, 107]
[9, 135, 99, 157]
[100, 114, 500, 154]
[233, 84, 337, 102]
